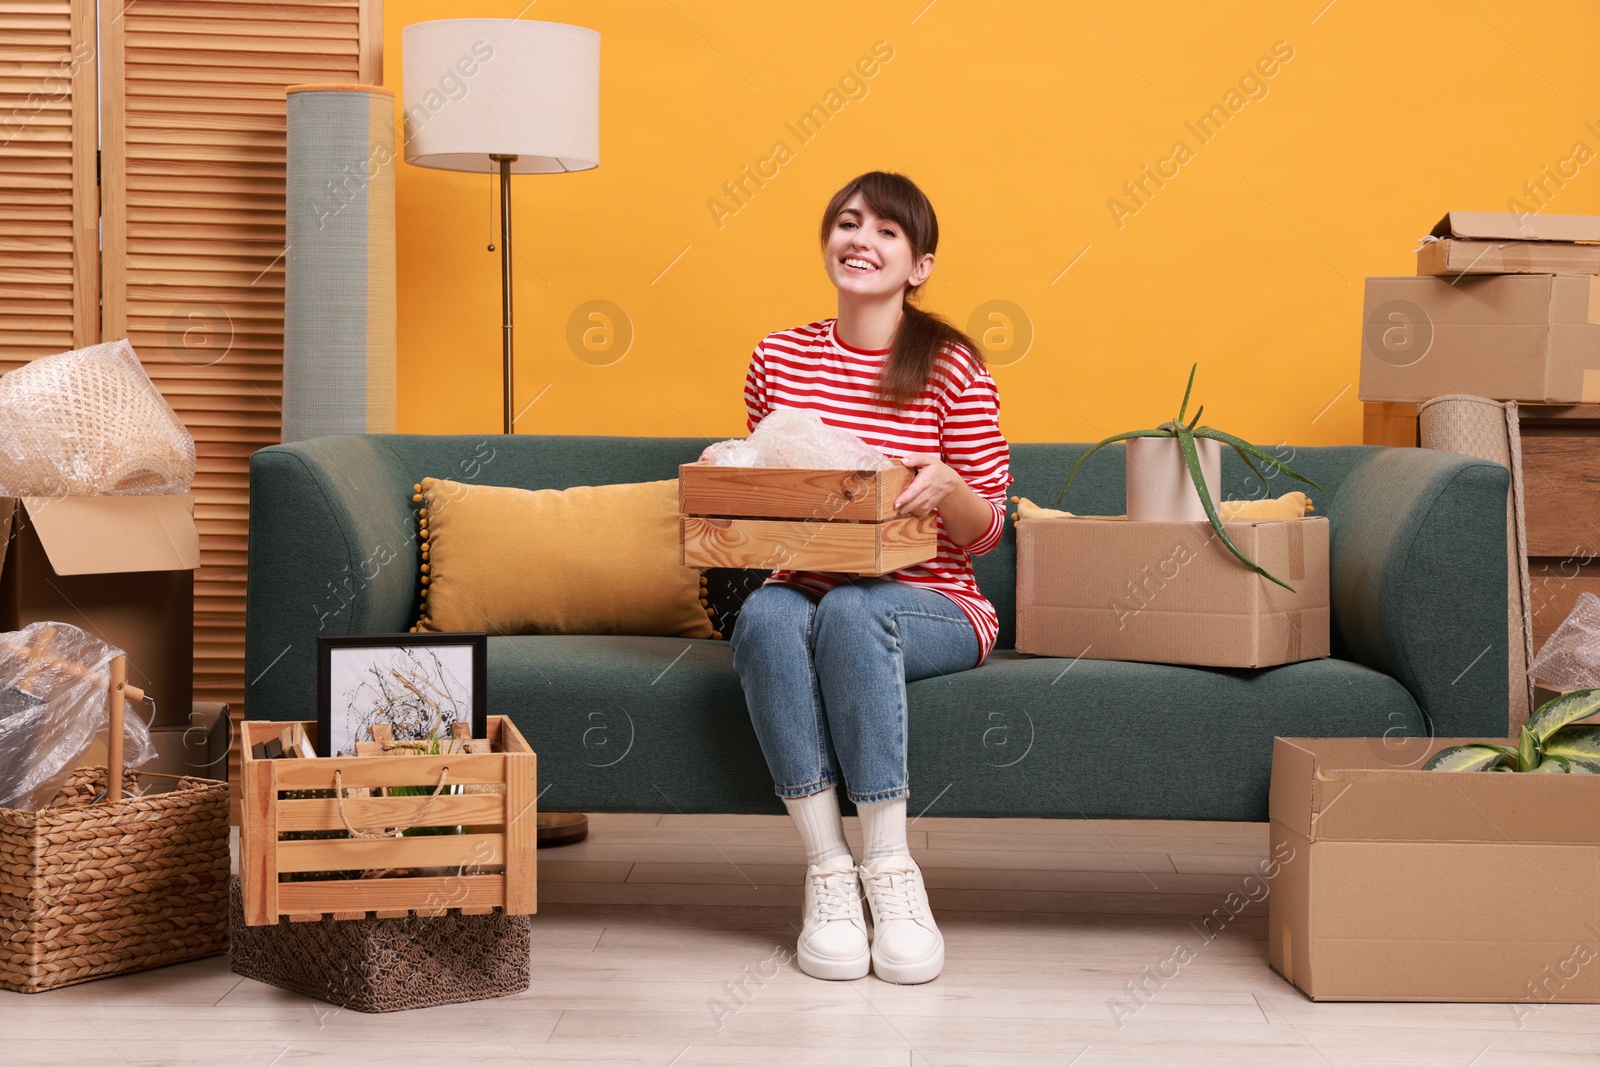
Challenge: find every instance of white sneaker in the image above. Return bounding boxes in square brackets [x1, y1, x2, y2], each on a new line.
[795, 857, 870, 980]
[858, 855, 944, 984]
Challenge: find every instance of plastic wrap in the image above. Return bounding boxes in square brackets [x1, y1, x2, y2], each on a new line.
[0, 338, 197, 496]
[1529, 593, 1600, 692]
[0, 622, 156, 811]
[705, 408, 891, 469]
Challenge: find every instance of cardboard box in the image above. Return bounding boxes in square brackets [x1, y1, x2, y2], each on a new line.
[1429, 210, 1600, 244]
[0, 495, 200, 726]
[142, 703, 230, 786]
[1418, 212, 1600, 276]
[1358, 274, 1600, 404]
[1417, 240, 1600, 277]
[678, 462, 937, 575]
[1015, 516, 1329, 668]
[1268, 736, 1600, 1003]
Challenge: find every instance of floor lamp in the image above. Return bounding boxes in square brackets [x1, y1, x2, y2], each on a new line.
[403, 19, 600, 847]
[402, 18, 600, 435]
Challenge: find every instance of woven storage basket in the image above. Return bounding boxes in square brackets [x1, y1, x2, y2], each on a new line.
[228, 877, 531, 1011]
[0, 768, 231, 993]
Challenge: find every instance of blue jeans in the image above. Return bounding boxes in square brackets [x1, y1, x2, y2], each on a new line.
[730, 579, 980, 804]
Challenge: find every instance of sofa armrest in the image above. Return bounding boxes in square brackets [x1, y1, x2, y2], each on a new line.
[1328, 446, 1510, 739]
[245, 436, 422, 723]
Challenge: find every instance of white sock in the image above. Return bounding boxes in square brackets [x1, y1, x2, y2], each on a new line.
[784, 788, 852, 868]
[857, 798, 910, 862]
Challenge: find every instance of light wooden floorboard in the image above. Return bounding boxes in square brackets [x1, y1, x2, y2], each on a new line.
[2, 812, 1593, 1067]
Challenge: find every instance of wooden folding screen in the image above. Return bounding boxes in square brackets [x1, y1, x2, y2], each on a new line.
[0, 0, 98, 365]
[96, 1, 382, 709]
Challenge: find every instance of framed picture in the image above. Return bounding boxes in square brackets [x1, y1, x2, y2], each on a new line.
[316, 633, 488, 757]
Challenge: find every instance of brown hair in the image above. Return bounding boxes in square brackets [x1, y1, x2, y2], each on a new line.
[819, 171, 984, 408]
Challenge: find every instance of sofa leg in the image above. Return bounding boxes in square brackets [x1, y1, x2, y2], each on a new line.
[537, 812, 588, 848]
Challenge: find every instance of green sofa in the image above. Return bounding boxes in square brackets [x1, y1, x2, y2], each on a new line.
[245, 435, 1510, 822]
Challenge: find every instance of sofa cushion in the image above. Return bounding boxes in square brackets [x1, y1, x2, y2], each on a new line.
[490, 635, 1424, 820]
[415, 477, 712, 639]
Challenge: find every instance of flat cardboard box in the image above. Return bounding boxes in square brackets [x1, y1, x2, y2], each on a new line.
[1015, 515, 1329, 668]
[1358, 274, 1600, 404]
[1429, 211, 1600, 243]
[678, 462, 937, 575]
[1269, 736, 1600, 1003]
[0, 495, 200, 727]
[1417, 239, 1600, 277]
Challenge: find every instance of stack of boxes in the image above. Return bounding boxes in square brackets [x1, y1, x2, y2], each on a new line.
[1360, 212, 1600, 408]
[1359, 211, 1600, 668]
[1268, 215, 1600, 1005]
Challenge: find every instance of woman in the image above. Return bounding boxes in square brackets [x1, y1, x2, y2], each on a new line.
[728, 171, 1012, 984]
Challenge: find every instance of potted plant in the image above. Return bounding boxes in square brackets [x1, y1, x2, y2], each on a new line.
[1058, 363, 1323, 591]
[1425, 689, 1600, 772]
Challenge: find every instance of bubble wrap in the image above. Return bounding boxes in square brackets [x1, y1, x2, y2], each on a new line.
[1529, 592, 1600, 691]
[0, 621, 156, 811]
[704, 408, 890, 469]
[0, 338, 196, 496]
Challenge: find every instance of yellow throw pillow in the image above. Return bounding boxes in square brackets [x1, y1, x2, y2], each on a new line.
[412, 477, 713, 639]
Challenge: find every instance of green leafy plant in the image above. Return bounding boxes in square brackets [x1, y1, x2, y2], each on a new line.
[1058, 363, 1323, 591]
[1424, 689, 1600, 773]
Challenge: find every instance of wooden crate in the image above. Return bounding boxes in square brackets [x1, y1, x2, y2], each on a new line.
[239, 716, 536, 926]
[678, 462, 938, 575]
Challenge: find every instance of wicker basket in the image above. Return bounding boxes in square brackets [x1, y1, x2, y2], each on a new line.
[228, 876, 530, 1011]
[0, 767, 231, 993]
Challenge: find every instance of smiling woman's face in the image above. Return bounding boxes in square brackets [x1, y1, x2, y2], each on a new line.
[824, 191, 932, 299]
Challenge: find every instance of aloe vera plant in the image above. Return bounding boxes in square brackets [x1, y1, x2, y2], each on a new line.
[1058, 363, 1323, 591]
[1424, 689, 1600, 773]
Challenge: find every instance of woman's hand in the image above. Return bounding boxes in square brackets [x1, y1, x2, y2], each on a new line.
[895, 453, 995, 550]
[894, 453, 963, 516]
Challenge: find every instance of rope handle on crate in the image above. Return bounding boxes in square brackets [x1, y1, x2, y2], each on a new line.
[333, 766, 452, 839]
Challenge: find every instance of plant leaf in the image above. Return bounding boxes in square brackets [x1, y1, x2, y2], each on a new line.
[1519, 723, 1541, 771]
[1192, 427, 1325, 492]
[1526, 688, 1600, 745]
[1226, 444, 1273, 493]
[1423, 743, 1512, 772]
[1177, 427, 1295, 592]
[1186, 405, 1204, 431]
[1057, 429, 1170, 505]
[1177, 363, 1197, 423]
[1529, 756, 1573, 773]
[1539, 724, 1600, 762]
[1565, 758, 1600, 774]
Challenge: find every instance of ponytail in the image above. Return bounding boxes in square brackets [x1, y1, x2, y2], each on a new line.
[878, 299, 984, 409]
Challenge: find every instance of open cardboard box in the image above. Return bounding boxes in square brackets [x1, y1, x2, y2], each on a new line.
[1418, 211, 1600, 277]
[1269, 736, 1600, 1003]
[0, 495, 200, 727]
[1015, 515, 1329, 668]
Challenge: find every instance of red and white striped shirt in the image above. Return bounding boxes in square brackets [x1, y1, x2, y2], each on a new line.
[743, 317, 1013, 666]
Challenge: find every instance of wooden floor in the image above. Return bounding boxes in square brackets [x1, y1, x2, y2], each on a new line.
[6, 813, 1599, 1066]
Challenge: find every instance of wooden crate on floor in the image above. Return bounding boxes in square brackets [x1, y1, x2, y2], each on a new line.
[239, 716, 536, 926]
[678, 461, 937, 575]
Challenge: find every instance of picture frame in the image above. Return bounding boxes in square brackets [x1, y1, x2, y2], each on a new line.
[316, 633, 488, 758]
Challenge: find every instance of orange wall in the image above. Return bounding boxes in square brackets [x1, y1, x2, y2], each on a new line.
[386, 0, 1600, 447]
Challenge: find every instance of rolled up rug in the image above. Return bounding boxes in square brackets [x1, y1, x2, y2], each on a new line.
[1418, 394, 1534, 737]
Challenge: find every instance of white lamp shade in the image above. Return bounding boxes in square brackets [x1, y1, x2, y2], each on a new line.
[402, 18, 599, 174]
